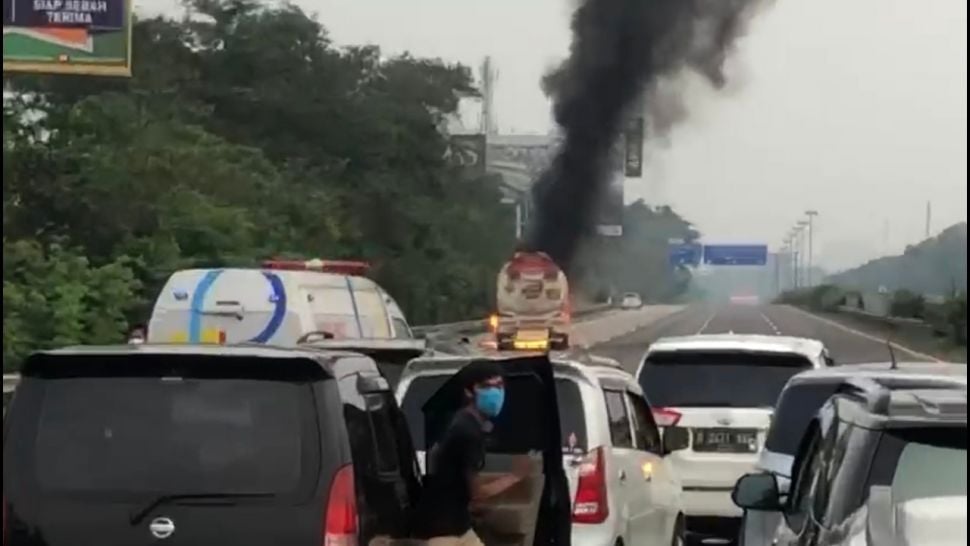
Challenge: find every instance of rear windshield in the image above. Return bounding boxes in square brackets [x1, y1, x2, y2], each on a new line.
[764, 381, 841, 454]
[400, 375, 587, 451]
[639, 350, 813, 408]
[9, 355, 322, 498]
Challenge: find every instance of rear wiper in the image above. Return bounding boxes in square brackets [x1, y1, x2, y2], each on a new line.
[130, 492, 275, 525]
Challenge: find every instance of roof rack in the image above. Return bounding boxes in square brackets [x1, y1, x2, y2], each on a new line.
[836, 375, 968, 417]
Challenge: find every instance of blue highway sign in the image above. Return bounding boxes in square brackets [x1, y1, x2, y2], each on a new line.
[668, 243, 703, 267]
[703, 244, 768, 266]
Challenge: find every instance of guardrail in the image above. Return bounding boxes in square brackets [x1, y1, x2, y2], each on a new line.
[410, 303, 614, 337]
[4, 373, 19, 394]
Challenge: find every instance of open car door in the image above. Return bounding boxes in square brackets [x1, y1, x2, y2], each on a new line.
[422, 354, 572, 546]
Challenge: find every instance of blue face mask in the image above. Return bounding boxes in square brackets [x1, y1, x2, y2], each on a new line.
[475, 386, 506, 418]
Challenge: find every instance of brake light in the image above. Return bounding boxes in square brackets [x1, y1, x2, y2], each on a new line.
[652, 407, 682, 427]
[263, 259, 370, 276]
[572, 447, 609, 524]
[323, 465, 358, 546]
[488, 313, 499, 332]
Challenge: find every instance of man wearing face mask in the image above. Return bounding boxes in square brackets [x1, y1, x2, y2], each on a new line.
[413, 360, 532, 546]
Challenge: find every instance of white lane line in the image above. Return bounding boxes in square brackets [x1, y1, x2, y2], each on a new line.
[696, 311, 717, 335]
[784, 306, 942, 362]
[760, 312, 781, 335]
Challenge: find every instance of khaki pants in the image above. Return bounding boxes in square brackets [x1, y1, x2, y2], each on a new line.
[426, 530, 484, 546]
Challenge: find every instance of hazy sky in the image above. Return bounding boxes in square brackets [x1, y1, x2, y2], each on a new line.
[140, 0, 967, 271]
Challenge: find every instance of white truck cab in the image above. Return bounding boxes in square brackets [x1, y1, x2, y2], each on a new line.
[147, 259, 413, 345]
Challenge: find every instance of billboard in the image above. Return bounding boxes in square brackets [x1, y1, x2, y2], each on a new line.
[3, 0, 132, 76]
[623, 116, 644, 177]
[703, 244, 769, 266]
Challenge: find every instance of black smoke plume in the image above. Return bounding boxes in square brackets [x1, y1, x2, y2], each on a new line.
[526, 0, 769, 270]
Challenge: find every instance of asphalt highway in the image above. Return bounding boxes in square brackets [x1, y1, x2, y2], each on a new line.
[592, 304, 938, 373]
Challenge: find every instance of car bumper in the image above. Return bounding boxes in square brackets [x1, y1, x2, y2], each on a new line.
[571, 520, 623, 546]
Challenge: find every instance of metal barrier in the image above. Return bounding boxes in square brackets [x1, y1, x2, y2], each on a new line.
[410, 303, 613, 337]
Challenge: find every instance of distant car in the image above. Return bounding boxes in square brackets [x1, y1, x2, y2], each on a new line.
[634, 334, 832, 545]
[741, 362, 968, 546]
[621, 293, 644, 309]
[733, 376, 967, 546]
[397, 351, 686, 546]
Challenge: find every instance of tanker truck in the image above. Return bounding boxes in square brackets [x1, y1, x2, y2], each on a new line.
[493, 251, 571, 351]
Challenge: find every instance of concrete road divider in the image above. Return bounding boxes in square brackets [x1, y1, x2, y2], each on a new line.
[570, 305, 685, 347]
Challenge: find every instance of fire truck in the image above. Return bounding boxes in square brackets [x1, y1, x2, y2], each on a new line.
[492, 251, 571, 351]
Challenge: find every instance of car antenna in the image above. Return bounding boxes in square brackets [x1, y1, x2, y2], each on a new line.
[885, 322, 899, 370]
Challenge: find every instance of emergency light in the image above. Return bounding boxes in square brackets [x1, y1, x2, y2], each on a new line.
[262, 259, 371, 276]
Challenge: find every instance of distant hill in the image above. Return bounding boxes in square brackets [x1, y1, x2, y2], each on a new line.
[827, 223, 967, 296]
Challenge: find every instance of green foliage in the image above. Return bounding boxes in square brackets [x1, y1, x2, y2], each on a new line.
[775, 284, 846, 312]
[573, 201, 699, 303]
[889, 289, 926, 319]
[827, 222, 967, 295]
[3, 240, 141, 371]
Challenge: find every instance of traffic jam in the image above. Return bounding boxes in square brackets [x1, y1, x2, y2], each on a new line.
[2, 253, 966, 546]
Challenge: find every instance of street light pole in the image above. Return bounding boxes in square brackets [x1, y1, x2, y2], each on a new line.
[796, 221, 809, 289]
[805, 210, 818, 287]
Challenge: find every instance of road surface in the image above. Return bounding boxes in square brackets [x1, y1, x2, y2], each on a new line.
[593, 304, 938, 373]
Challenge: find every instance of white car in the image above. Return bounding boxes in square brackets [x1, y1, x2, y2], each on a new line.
[621, 293, 644, 309]
[634, 335, 831, 545]
[396, 351, 685, 546]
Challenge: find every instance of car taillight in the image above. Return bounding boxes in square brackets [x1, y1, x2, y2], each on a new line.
[323, 465, 358, 546]
[572, 447, 609, 524]
[652, 407, 682, 427]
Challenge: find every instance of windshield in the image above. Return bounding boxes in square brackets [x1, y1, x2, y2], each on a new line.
[639, 351, 813, 408]
[400, 375, 587, 451]
[765, 381, 841, 454]
[21, 371, 316, 496]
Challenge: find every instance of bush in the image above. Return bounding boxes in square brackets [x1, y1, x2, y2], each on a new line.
[889, 289, 926, 319]
[775, 284, 845, 312]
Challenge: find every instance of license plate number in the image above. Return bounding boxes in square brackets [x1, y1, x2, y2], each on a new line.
[693, 428, 758, 453]
[515, 329, 549, 342]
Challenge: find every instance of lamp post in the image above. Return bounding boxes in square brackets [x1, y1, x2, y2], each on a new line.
[804, 210, 818, 287]
[796, 220, 809, 289]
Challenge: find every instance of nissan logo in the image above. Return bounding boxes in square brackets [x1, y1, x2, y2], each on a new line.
[149, 517, 176, 540]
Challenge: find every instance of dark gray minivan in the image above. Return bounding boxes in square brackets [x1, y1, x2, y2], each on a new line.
[3, 344, 571, 546]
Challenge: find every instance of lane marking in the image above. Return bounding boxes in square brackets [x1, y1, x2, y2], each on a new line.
[760, 311, 781, 335]
[696, 311, 717, 335]
[784, 306, 943, 362]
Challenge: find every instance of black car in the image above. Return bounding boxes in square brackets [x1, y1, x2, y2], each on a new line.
[733, 375, 967, 546]
[3, 344, 571, 546]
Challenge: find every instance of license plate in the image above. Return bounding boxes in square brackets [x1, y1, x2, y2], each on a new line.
[692, 428, 759, 453]
[515, 329, 550, 342]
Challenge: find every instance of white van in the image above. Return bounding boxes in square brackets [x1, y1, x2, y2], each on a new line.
[147, 259, 414, 345]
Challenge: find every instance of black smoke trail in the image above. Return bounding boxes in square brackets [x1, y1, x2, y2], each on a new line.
[526, 0, 769, 270]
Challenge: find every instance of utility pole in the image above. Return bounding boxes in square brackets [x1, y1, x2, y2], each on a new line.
[805, 210, 818, 287]
[924, 201, 932, 240]
[479, 57, 498, 136]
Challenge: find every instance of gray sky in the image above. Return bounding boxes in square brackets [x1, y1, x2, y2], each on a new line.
[140, 0, 967, 271]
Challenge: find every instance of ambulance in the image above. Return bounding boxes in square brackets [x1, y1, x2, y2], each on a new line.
[147, 259, 415, 345]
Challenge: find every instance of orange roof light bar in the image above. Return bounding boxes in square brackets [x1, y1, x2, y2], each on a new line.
[262, 259, 371, 276]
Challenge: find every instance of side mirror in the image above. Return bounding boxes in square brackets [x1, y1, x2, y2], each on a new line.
[662, 427, 690, 455]
[732, 473, 783, 511]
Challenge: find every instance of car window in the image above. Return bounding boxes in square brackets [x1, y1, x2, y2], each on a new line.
[626, 392, 661, 453]
[392, 317, 413, 339]
[869, 426, 967, 503]
[31, 374, 312, 496]
[765, 382, 841, 456]
[786, 428, 825, 534]
[813, 419, 852, 524]
[603, 389, 634, 449]
[639, 350, 813, 408]
[400, 375, 588, 451]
